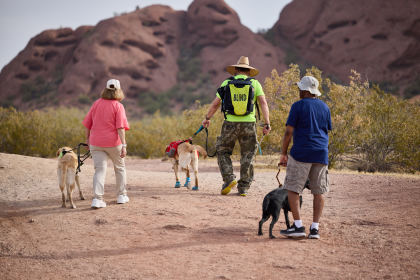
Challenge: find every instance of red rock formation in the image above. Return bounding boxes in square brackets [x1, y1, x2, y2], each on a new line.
[272, 0, 420, 96]
[1, 0, 418, 112]
[0, 0, 284, 112]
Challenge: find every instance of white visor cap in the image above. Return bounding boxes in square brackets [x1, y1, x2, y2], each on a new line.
[106, 79, 121, 90]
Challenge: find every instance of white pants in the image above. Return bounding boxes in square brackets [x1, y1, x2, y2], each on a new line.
[90, 145, 127, 200]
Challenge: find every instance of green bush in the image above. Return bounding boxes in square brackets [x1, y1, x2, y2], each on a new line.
[0, 107, 85, 157]
[263, 65, 420, 172]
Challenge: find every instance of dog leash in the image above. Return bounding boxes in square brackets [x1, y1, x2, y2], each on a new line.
[189, 125, 217, 158]
[203, 127, 217, 158]
[257, 134, 265, 155]
[276, 167, 283, 187]
[76, 143, 90, 174]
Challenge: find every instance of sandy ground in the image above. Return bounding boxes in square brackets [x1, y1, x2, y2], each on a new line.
[0, 152, 419, 280]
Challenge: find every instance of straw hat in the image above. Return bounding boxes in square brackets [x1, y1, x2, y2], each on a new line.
[226, 56, 259, 77]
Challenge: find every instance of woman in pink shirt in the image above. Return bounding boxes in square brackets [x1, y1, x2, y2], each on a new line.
[83, 79, 130, 209]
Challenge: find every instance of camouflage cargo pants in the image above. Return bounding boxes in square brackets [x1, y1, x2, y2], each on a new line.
[216, 121, 258, 192]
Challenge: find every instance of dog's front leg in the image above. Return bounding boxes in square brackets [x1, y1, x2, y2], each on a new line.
[75, 174, 85, 200]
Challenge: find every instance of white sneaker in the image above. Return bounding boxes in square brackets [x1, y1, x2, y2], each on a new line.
[117, 194, 129, 204]
[91, 198, 106, 209]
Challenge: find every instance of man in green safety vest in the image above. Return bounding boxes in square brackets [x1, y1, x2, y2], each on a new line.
[202, 56, 271, 196]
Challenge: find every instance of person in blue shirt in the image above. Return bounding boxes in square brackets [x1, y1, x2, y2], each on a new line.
[278, 76, 332, 239]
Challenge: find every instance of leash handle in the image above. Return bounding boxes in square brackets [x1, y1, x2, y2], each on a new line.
[193, 125, 204, 136]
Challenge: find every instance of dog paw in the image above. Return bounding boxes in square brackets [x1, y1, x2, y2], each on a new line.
[270, 235, 276, 239]
[258, 232, 263, 236]
[71, 205, 77, 209]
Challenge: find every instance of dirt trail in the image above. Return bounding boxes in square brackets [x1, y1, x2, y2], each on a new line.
[0, 153, 419, 279]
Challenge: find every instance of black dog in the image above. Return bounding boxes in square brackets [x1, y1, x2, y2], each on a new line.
[258, 180, 309, 239]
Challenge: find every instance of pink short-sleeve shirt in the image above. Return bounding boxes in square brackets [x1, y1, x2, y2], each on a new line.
[82, 99, 130, 147]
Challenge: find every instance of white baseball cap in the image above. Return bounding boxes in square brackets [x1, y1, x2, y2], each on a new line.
[106, 79, 121, 90]
[297, 76, 321, 96]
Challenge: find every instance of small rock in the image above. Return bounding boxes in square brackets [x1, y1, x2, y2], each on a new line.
[95, 218, 108, 225]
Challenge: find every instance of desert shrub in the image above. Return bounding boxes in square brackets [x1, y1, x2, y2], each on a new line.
[355, 86, 420, 172]
[263, 65, 420, 172]
[0, 107, 85, 157]
[2, 65, 419, 172]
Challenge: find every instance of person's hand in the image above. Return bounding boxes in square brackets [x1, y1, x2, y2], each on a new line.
[120, 146, 127, 158]
[263, 124, 271, 135]
[202, 119, 210, 128]
[278, 154, 288, 167]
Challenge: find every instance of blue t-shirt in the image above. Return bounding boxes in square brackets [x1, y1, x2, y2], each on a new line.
[286, 98, 332, 165]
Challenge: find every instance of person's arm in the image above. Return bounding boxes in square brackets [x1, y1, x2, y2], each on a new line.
[202, 97, 222, 128]
[279, 125, 294, 166]
[118, 128, 127, 158]
[257, 95, 271, 135]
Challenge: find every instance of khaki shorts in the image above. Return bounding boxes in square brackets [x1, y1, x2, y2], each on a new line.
[283, 155, 329, 195]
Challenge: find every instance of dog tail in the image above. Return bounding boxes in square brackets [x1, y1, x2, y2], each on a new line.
[59, 165, 68, 189]
[178, 152, 192, 169]
[193, 145, 207, 159]
[262, 195, 270, 214]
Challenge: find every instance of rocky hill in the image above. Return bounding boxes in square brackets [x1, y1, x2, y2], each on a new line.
[0, 0, 418, 116]
[0, 0, 284, 116]
[271, 0, 420, 98]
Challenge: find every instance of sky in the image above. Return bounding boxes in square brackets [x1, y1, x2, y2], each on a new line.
[0, 0, 292, 71]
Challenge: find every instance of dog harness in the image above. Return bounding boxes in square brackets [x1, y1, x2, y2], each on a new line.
[165, 139, 192, 158]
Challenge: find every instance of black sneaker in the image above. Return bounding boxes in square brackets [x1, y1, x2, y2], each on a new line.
[280, 223, 306, 238]
[308, 226, 320, 239]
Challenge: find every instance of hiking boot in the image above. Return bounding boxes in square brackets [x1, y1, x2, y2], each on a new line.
[191, 186, 199, 191]
[221, 180, 237, 195]
[91, 198, 106, 209]
[308, 226, 320, 239]
[280, 223, 306, 238]
[174, 181, 181, 188]
[238, 188, 248, 197]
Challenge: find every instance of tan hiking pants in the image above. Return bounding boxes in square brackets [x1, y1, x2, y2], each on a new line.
[90, 145, 127, 200]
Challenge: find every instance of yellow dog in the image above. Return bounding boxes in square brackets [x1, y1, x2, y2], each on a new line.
[56, 147, 85, 208]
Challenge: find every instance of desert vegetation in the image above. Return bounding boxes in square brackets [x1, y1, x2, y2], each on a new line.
[1, 65, 419, 173]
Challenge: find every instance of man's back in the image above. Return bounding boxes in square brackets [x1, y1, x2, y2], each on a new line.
[286, 98, 332, 165]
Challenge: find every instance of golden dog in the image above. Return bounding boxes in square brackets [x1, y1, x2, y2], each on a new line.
[56, 147, 85, 208]
[172, 142, 207, 190]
